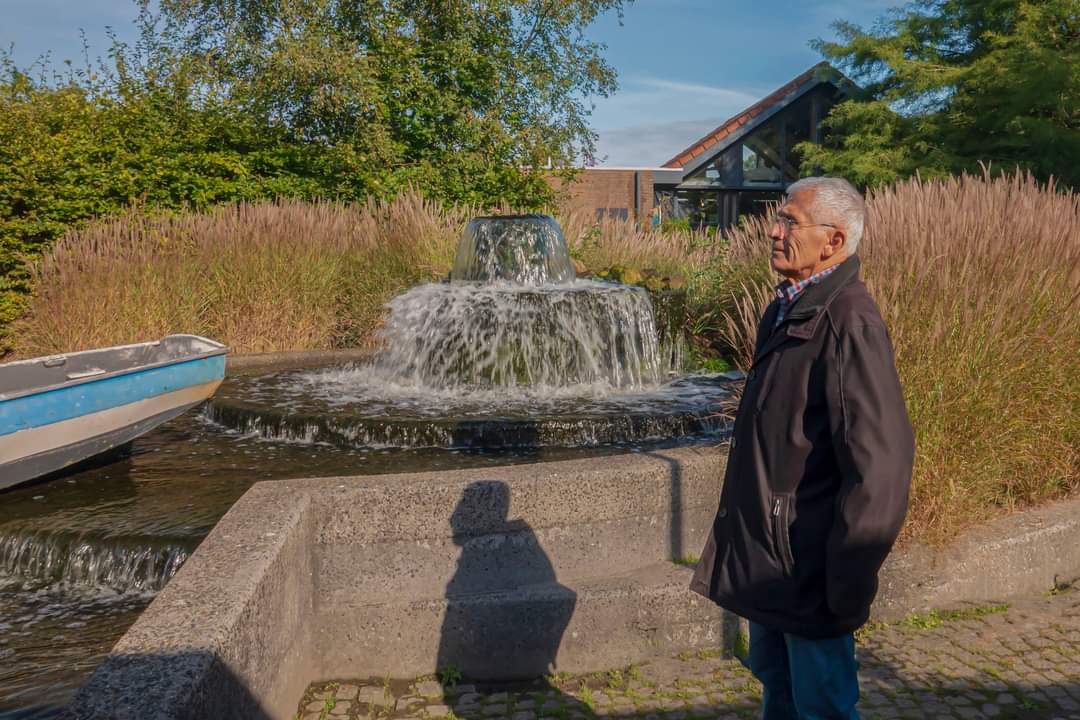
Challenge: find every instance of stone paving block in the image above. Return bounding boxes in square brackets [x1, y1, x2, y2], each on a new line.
[358, 686, 391, 705]
[862, 691, 888, 706]
[426, 704, 452, 718]
[444, 684, 477, 696]
[457, 693, 483, 708]
[337, 684, 361, 700]
[415, 680, 443, 698]
[945, 694, 974, 706]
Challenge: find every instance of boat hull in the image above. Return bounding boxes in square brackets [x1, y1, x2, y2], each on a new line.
[0, 379, 221, 490]
[1, 337, 227, 491]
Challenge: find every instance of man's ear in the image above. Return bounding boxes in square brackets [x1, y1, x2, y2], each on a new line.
[823, 229, 846, 258]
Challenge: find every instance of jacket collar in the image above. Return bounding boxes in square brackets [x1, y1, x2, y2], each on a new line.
[783, 255, 861, 326]
[752, 255, 861, 364]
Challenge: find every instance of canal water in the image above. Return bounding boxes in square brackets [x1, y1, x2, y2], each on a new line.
[0, 391, 723, 718]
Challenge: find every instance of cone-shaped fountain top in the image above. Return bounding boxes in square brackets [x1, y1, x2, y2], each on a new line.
[450, 214, 576, 285]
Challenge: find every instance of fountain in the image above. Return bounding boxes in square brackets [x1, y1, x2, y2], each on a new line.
[1, 216, 738, 716]
[206, 214, 734, 449]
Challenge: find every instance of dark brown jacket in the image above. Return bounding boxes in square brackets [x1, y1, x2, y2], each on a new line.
[690, 256, 914, 638]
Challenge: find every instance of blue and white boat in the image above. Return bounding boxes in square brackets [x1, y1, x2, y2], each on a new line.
[0, 335, 227, 490]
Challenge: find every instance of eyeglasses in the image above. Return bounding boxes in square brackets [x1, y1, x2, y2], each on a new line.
[775, 214, 839, 237]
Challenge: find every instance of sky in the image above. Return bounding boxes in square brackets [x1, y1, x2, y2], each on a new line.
[0, 0, 899, 167]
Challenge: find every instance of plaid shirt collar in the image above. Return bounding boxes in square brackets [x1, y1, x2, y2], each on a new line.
[775, 262, 842, 326]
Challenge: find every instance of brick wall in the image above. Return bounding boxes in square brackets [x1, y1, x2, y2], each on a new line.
[546, 169, 656, 223]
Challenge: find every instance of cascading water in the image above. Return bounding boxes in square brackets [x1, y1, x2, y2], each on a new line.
[0, 528, 190, 594]
[372, 281, 664, 390]
[206, 214, 734, 448]
[451, 214, 577, 284]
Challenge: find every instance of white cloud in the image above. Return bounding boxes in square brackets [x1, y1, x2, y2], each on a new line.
[635, 77, 760, 105]
[589, 74, 760, 135]
[593, 117, 728, 167]
[587, 72, 764, 166]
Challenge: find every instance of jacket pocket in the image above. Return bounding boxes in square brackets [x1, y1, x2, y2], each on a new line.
[771, 494, 795, 577]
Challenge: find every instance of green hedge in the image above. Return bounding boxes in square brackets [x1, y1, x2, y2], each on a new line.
[0, 75, 345, 341]
[0, 72, 553, 351]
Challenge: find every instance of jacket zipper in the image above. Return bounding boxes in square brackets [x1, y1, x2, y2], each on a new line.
[773, 496, 795, 576]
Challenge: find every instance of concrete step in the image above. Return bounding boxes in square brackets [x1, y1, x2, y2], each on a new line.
[316, 508, 716, 604]
[311, 561, 733, 681]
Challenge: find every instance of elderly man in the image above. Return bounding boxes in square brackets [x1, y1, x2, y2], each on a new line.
[690, 177, 915, 719]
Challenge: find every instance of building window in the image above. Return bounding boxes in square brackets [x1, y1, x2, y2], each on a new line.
[741, 117, 786, 186]
[595, 208, 629, 221]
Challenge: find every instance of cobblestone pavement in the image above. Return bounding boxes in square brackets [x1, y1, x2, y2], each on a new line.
[296, 585, 1080, 720]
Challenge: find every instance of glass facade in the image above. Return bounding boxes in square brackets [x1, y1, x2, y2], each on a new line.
[665, 85, 839, 230]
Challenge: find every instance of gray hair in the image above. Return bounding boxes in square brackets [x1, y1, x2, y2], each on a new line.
[785, 176, 866, 253]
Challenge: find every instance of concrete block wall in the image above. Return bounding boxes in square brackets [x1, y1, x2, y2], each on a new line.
[307, 449, 725, 680]
[71, 447, 728, 719]
[70, 483, 318, 719]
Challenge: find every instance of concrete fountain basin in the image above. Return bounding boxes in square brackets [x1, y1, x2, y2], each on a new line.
[71, 446, 729, 719]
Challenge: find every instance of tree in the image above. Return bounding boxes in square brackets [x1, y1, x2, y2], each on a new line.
[150, 0, 626, 202]
[799, 0, 1080, 189]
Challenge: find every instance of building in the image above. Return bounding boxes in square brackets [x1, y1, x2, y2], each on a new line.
[551, 62, 854, 231]
[546, 166, 679, 223]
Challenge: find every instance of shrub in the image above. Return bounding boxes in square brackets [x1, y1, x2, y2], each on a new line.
[715, 171, 1080, 544]
[0, 67, 346, 332]
[560, 208, 721, 277]
[0, 60, 553, 350]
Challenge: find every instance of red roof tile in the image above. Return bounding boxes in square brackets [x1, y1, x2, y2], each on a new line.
[662, 62, 842, 169]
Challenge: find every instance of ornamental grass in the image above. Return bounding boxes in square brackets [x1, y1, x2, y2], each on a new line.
[715, 171, 1080, 544]
[12, 194, 467, 355]
[11, 192, 721, 356]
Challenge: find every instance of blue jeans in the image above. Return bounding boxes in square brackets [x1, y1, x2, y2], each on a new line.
[747, 622, 860, 720]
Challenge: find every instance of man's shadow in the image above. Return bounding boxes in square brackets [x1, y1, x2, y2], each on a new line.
[436, 481, 592, 714]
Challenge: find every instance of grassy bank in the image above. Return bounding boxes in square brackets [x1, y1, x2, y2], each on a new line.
[715, 172, 1080, 544]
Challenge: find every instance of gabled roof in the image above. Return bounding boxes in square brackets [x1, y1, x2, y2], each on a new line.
[662, 62, 852, 170]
